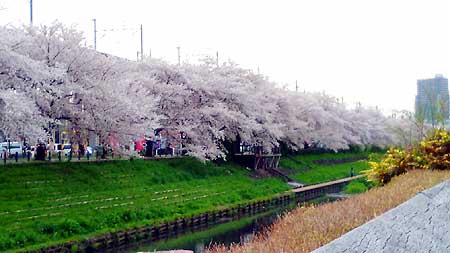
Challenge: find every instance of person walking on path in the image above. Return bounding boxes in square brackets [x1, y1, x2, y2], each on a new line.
[350, 167, 354, 177]
[48, 140, 55, 161]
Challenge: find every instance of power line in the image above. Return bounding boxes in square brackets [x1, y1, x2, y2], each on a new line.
[91, 22, 144, 60]
[97, 27, 139, 32]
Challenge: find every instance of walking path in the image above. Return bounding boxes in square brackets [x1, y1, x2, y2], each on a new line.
[313, 178, 450, 253]
[292, 174, 364, 193]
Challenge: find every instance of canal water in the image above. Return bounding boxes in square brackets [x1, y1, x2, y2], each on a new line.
[118, 194, 343, 253]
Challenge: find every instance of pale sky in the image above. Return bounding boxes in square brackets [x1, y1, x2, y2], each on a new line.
[2, 0, 450, 113]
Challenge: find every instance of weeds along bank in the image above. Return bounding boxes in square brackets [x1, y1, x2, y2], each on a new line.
[209, 170, 450, 253]
[0, 158, 289, 252]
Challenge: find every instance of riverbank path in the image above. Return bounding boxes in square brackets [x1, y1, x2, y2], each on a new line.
[292, 174, 365, 193]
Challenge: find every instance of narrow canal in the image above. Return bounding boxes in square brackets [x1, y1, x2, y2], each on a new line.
[115, 194, 343, 253]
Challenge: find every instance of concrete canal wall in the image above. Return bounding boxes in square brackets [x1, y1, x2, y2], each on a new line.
[313, 178, 450, 253]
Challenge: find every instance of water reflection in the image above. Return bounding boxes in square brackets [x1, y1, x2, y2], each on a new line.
[124, 194, 342, 253]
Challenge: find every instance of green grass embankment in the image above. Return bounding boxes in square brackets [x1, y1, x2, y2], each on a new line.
[0, 158, 289, 252]
[280, 152, 383, 185]
[343, 178, 376, 194]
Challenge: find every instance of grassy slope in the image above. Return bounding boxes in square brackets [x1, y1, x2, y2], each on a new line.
[0, 158, 289, 252]
[280, 152, 382, 184]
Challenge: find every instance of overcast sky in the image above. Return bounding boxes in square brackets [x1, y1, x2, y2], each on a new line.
[1, 0, 450, 113]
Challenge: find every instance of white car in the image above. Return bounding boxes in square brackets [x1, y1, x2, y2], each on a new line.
[0, 142, 23, 157]
[0, 143, 5, 157]
[54, 143, 72, 156]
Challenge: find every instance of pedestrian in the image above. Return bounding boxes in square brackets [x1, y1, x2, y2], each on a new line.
[350, 167, 354, 177]
[79, 144, 85, 157]
[68, 143, 73, 162]
[22, 146, 26, 159]
[145, 138, 154, 157]
[48, 141, 55, 161]
[101, 144, 107, 159]
[72, 143, 79, 158]
[36, 144, 45, 161]
[167, 143, 173, 156]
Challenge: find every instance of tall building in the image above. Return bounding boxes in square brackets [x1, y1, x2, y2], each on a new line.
[415, 74, 449, 125]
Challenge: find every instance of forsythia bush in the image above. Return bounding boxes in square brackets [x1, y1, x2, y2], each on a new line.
[365, 129, 450, 183]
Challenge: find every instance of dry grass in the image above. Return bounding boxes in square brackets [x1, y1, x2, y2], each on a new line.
[208, 170, 450, 253]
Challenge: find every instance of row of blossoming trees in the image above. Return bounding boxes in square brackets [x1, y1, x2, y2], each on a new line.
[0, 22, 425, 160]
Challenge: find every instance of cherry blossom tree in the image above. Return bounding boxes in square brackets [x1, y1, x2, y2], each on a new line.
[0, 22, 420, 160]
[0, 90, 47, 142]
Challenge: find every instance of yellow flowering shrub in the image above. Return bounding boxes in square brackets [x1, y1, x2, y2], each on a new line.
[419, 129, 450, 170]
[365, 129, 450, 184]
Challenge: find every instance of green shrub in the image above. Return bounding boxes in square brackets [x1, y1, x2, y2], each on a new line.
[70, 244, 80, 253]
[58, 219, 82, 237]
[11, 230, 40, 248]
[344, 182, 367, 194]
[0, 234, 13, 251]
[121, 210, 138, 222]
[104, 212, 122, 227]
[35, 221, 57, 234]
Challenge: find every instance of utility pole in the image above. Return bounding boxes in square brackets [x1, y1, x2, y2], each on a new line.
[149, 49, 151, 59]
[177, 46, 181, 65]
[29, 0, 33, 25]
[92, 18, 97, 50]
[140, 24, 143, 61]
[216, 51, 219, 67]
[295, 80, 298, 92]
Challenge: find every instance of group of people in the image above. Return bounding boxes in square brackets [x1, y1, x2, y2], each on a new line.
[137, 138, 177, 157]
[2, 140, 116, 162]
